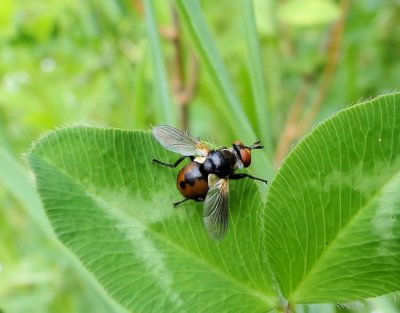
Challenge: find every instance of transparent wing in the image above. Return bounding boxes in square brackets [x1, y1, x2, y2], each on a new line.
[152, 125, 209, 156]
[203, 177, 229, 240]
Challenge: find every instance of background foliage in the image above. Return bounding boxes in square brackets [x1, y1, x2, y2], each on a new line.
[1, 0, 400, 312]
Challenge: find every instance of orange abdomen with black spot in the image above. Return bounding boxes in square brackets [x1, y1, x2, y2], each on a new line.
[177, 162, 209, 200]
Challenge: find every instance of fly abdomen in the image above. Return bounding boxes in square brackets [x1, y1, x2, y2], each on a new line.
[177, 161, 209, 200]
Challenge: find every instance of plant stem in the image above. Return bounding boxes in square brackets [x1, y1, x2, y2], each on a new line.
[274, 78, 309, 166]
[298, 0, 351, 134]
[274, 0, 350, 166]
[132, 0, 144, 16]
[170, 4, 199, 130]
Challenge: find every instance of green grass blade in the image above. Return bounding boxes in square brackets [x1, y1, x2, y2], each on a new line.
[240, 0, 273, 154]
[0, 148, 51, 236]
[175, 0, 274, 177]
[144, 0, 176, 125]
[132, 42, 149, 129]
[0, 148, 127, 313]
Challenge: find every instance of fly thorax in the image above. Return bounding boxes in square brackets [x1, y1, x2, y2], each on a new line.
[203, 158, 215, 173]
[205, 150, 233, 177]
[222, 149, 237, 166]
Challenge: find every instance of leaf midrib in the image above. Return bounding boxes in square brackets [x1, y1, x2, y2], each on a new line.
[289, 166, 400, 302]
[34, 152, 277, 309]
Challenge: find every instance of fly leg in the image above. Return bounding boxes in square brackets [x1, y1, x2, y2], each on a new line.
[152, 156, 188, 168]
[173, 196, 205, 208]
[229, 173, 268, 184]
[173, 198, 190, 207]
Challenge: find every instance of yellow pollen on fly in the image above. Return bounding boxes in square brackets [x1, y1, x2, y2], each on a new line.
[196, 142, 211, 153]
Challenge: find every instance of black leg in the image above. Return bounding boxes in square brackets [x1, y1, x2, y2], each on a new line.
[152, 156, 187, 168]
[173, 198, 190, 207]
[173, 196, 204, 208]
[229, 173, 268, 184]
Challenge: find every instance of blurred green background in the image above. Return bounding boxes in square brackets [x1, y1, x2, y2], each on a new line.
[1, 0, 400, 312]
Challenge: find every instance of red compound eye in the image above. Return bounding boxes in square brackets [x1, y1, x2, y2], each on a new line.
[234, 141, 251, 167]
[239, 148, 251, 167]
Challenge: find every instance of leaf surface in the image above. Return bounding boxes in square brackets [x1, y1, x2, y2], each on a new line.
[28, 127, 276, 312]
[265, 93, 400, 303]
[29, 93, 400, 309]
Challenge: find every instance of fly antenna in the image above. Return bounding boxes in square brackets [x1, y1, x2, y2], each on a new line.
[247, 140, 264, 150]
